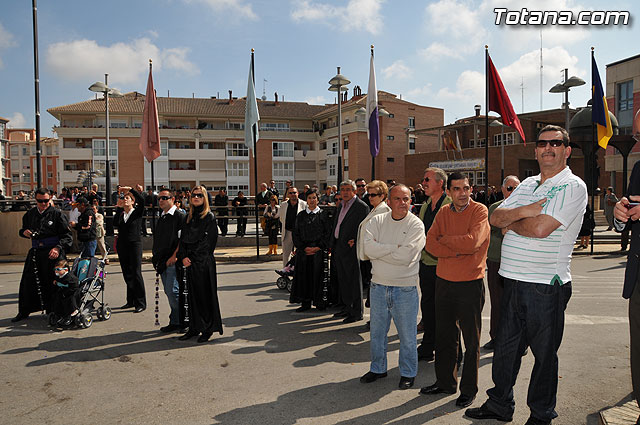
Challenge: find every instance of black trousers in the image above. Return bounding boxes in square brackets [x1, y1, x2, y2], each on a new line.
[418, 263, 437, 356]
[486, 260, 504, 341]
[434, 277, 484, 396]
[630, 282, 640, 408]
[117, 240, 146, 309]
[334, 252, 363, 319]
[217, 215, 228, 236]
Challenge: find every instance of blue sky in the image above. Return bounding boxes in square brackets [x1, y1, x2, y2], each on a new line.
[0, 0, 638, 136]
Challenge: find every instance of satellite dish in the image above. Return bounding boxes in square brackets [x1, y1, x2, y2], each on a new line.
[261, 95, 267, 101]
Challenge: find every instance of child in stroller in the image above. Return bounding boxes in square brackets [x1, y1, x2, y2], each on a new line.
[51, 258, 80, 327]
[275, 252, 296, 291]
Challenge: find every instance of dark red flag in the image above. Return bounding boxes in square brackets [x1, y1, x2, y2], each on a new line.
[488, 55, 526, 144]
[139, 64, 161, 162]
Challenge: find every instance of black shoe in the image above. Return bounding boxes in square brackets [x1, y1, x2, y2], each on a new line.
[465, 405, 512, 422]
[295, 305, 311, 312]
[160, 324, 182, 333]
[483, 340, 495, 350]
[418, 351, 434, 362]
[456, 394, 475, 408]
[360, 371, 387, 383]
[333, 311, 349, 318]
[11, 313, 29, 323]
[178, 329, 198, 341]
[524, 416, 551, 425]
[275, 270, 285, 277]
[197, 332, 213, 343]
[419, 383, 456, 395]
[134, 306, 146, 313]
[343, 315, 362, 324]
[119, 303, 134, 309]
[364, 321, 370, 331]
[398, 376, 415, 390]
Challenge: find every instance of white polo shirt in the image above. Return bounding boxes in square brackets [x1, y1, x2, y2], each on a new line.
[498, 167, 587, 285]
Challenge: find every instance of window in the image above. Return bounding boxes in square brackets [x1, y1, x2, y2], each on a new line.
[226, 142, 248, 157]
[320, 142, 327, 150]
[22, 147, 28, 156]
[319, 160, 327, 170]
[10, 145, 18, 156]
[46, 158, 53, 166]
[161, 141, 168, 157]
[94, 160, 118, 178]
[93, 140, 106, 156]
[260, 123, 290, 132]
[475, 171, 485, 186]
[493, 132, 516, 146]
[200, 141, 225, 150]
[330, 141, 338, 155]
[387, 157, 394, 162]
[409, 136, 416, 152]
[273, 162, 294, 178]
[169, 160, 196, 170]
[22, 172, 30, 181]
[344, 159, 349, 172]
[386, 136, 394, 141]
[12, 173, 19, 183]
[408, 117, 415, 128]
[272, 142, 294, 157]
[329, 164, 336, 176]
[0, 122, 4, 139]
[228, 162, 249, 177]
[110, 120, 127, 128]
[476, 138, 486, 148]
[168, 141, 195, 149]
[343, 137, 348, 150]
[47, 172, 53, 179]
[618, 80, 633, 112]
[227, 185, 249, 197]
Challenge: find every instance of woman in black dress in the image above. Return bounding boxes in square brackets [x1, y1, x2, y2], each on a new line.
[178, 186, 223, 343]
[114, 185, 146, 313]
[291, 189, 332, 312]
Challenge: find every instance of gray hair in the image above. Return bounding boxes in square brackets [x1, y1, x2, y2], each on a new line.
[502, 175, 520, 187]
[339, 179, 356, 191]
[424, 167, 447, 191]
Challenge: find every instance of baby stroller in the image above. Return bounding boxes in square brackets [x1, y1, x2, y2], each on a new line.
[48, 249, 111, 329]
[275, 253, 295, 292]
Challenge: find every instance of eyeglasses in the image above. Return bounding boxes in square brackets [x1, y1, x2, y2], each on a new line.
[506, 186, 515, 192]
[191, 193, 204, 198]
[422, 177, 430, 183]
[54, 267, 68, 271]
[535, 139, 565, 148]
[356, 184, 366, 188]
[36, 198, 50, 203]
[369, 193, 382, 198]
[158, 196, 171, 201]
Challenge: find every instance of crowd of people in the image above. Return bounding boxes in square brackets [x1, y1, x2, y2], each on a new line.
[10, 125, 629, 424]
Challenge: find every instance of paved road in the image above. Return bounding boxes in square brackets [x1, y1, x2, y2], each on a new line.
[0, 253, 634, 424]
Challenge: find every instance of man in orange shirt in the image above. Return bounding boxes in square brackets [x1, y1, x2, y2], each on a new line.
[419, 172, 490, 409]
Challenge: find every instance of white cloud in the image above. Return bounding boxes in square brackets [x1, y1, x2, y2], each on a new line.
[419, 42, 463, 60]
[436, 70, 485, 104]
[45, 38, 198, 86]
[382, 60, 412, 80]
[7, 112, 26, 128]
[291, 0, 384, 34]
[185, 0, 257, 20]
[304, 95, 328, 105]
[426, 0, 485, 40]
[0, 22, 17, 69]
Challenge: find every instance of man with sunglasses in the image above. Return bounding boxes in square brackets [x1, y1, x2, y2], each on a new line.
[467, 125, 587, 425]
[152, 189, 187, 332]
[12, 188, 73, 322]
[483, 175, 520, 351]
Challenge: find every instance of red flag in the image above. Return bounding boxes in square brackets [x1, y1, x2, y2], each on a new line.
[488, 54, 526, 144]
[139, 64, 161, 163]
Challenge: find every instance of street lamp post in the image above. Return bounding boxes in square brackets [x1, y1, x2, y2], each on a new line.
[329, 67, 350, 185]
[549, 68, 586, 131]
[89, 75, 123, 206]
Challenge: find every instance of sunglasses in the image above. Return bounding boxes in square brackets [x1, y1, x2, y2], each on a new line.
[191, 193, 204, 198]
[369, 193, 382, 198]
[506, 186, 515, 192]
[158, 196, 171, 201]
[356, 184, 366, 188]
[535, 139, 565, 148]
[36, 198, 50, 203]
[54, 267, 68, 271]
[422, 177, 430, 183]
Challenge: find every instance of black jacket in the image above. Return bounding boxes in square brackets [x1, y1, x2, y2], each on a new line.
[114, 189, 145, 243]
[152, 207, 186, 274]
[622, 160, 640, 299]
[77, 208, 97, 242]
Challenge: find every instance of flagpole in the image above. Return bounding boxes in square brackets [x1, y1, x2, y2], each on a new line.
[590, 47, 596, 255]
[371, 45, 376, 181]
[251, 49, 260, 260]
[149, 60, 157, 233]
[485, 46, 490, 205]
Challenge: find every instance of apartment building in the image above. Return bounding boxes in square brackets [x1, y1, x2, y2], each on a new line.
[48, 89, 443, 196]
[0, 116, 8, 196]
[6, 128, 59, 195]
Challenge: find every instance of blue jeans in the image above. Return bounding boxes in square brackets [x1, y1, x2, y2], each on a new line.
[486, 278, 572, 422]
[79, 240, 97, 258]
[369, 283, 419, 378]
[160, 265, 180, 325]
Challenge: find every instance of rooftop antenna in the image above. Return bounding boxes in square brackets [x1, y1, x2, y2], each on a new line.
[520, 77, 525, 112]
[262, 78, 267, 101]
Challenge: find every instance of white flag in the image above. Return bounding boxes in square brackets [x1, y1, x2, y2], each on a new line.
[244, 55, 260, 151]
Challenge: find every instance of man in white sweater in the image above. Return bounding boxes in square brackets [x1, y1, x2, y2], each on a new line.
[360, 184, 426, 390]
